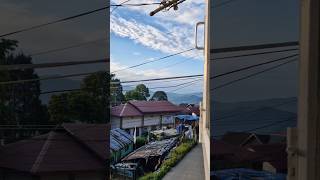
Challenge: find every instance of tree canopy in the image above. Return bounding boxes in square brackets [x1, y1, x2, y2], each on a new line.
[0, 39, 48, 126]
[150, 91, 168, 101]
[125, 84, 150, 101]
[48, 71, 110, 124]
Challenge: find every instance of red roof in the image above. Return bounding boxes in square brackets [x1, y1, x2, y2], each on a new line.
[0, 123, 109, 174]
[111, 101, 182, 117]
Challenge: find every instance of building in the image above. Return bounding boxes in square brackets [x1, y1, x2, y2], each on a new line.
[0, 123, 108, 180]
[110, 128, 134, 164]
[111, 101, 182, 136]
[180, 104, 200, 116]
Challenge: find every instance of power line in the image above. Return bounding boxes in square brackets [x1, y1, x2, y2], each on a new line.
[211, 41, 299, 54]
[0, 71, 103, 85]
[212, 58, 298, 90]
[0, 2, 161, 38]
[0, 58, 109, 70]
[0, 54, 298, 86]
[111, 48, 195, 73]
[213, 99, 297, 122]
[210, 53, 299, 79]
[169, 78, 202, 92]
[118, 74, 203, 84]
[211, 48, 299, 61]
[213, 117, 297, 138]
[111, 0, 131, 14]
[30, 38, 107, 57]
[213, 0, 241, 9]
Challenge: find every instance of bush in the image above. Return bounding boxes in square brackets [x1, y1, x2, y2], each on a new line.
[138, 138, 196, 180]
[136, 136, 147, 149]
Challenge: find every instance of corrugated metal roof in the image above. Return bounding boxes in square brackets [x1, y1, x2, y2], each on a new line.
[110, 128, 133, 152]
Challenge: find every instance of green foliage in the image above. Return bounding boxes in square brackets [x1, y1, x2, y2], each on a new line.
[0, 39, 48, 126]
[135, 136, 147, 149]
[150, 91, 168, 101]
[125, 84, 150, 101]
[48, 71, 109, 124]
[138, 139, 196, 180]
[110, 74, 125, 106]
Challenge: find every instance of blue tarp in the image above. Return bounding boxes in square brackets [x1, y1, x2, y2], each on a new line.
[211, 168, 286, 180]
[110, 128, 133, 152]
[175, 115, 199, 121]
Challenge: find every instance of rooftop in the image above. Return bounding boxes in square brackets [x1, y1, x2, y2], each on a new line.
[111, 100, 182, 117]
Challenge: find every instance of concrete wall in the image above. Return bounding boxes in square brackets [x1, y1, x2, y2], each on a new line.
[121, 117, 142, 129]
[144, 115, 161, 126]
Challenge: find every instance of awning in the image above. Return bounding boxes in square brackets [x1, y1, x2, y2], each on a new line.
[175, 114, 199, 121]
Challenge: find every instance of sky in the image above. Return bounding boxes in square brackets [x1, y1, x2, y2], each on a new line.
[0, 0, 108, 102]
[0, 0, 301, 102]
[110, 0, 205, 94]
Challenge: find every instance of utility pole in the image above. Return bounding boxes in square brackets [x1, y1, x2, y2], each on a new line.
[149, 0, 185, 16]
[288, 0, 320, 179]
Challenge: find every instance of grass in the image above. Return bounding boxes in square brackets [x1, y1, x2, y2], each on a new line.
[138, 139, 197, 180]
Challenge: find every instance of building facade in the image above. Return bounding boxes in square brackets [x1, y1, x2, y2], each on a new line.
[111, 101, 182, 136]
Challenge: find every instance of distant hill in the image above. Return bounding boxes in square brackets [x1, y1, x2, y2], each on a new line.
[166, 92, 202, 105]
[211, 97, 298, 137]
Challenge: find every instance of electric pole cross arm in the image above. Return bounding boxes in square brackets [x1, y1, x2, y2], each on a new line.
[149, 0, 186, 16]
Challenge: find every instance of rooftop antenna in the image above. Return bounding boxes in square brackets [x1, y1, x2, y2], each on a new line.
[150, 0, 186, 16]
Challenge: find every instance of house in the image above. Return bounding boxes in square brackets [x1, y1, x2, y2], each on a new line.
[221, 132, 276, 147]
[111, 101, 182, 136]
[110, 128, 134, 164]
[210, 139, 261, 170]
[121, 137, 179, 172]
[179, 104, 200, 116]
[247, 143, 287, 173]
[0, 123, 109, 180]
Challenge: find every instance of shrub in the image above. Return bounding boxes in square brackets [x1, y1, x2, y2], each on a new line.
[136, 136, 147, 149]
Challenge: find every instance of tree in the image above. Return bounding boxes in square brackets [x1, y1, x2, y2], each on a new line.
[125, 84, 150, 101]
[48, 71, 110, 124]
[110, 74, 125, 106]
[0, 39, 48, 126]
[150, 91, 168, 101]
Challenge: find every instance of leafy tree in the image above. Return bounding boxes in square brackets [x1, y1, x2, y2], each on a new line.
[48, 71, 110, 124]
[125, 84, 150, 101]
[0, 39, 48, 126]
[110, 74, 125, 106]
[150, 91, 168, 101]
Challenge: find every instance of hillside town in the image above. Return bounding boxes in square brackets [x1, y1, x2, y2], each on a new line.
[109, 100, 201, 179]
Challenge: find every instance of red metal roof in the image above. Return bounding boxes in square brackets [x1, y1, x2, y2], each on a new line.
[0, 123, 109, 174]
[111, 101, 182, 117]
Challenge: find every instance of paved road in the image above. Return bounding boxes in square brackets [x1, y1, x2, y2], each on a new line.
[163, 144, 205, 180]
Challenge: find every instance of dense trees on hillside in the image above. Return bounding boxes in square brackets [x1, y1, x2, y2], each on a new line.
[0, 39, 48, 126]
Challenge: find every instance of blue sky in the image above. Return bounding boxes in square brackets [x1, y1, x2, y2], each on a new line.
[110, 0, 205, 94]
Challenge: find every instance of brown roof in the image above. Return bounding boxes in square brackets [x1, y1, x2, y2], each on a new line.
[211, 139, 260, 162]
[0, 123, 109, 174]
[111, 101, 182, 117]
[247, 143, 287, 172]
[221, 132, 270, 147]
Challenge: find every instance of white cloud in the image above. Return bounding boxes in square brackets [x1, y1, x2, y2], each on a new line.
[110, 61, 173, 81]
[110, 13, 203, 59]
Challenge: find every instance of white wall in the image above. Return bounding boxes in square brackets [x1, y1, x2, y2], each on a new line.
[122, 117, 142, 129]
[144, 115, 161, 126]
